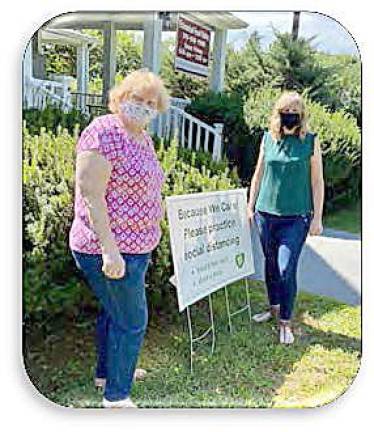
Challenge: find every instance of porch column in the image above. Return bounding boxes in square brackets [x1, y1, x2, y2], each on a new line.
[32, 32, 45, 79]
[142, 12, 162, 74]
[143, 12, 163, 134]
[209, 28, 228, 93]
[102, 21, 117, 105]
[77, 43, 89, 110]
[23, 41, 33, 107]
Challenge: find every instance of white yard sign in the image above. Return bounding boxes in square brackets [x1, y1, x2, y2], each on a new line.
[166, 189, 255, 311]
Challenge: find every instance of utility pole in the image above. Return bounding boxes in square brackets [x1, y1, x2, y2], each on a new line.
[292, 12, 301, 40]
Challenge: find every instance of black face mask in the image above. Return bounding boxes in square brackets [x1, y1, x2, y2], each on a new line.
[280, 112, 301, 130]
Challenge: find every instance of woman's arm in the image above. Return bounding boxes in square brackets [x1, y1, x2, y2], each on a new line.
[310, 137, 325, 235]
[247, 138, 265, 222]
[76, 150, 125, 278]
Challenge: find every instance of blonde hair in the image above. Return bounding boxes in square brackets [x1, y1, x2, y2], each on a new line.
[269, 91, 309, 141]
[108, 69, 170, 114]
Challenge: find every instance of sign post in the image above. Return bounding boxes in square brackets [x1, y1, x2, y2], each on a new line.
[166, 189, 255, 372]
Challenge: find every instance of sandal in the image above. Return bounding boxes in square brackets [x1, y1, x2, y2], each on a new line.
[252, 305, 280, 323]
[279, 320, 294, 344]
[133, 368, 147, 381]
[94, 377, 106, 389]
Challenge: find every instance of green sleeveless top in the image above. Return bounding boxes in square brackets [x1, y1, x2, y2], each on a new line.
[255, 131, 315, 216]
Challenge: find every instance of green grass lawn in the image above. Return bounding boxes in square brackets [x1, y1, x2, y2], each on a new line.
[24, 280, 361, 409]
[324, 201, 361, 234]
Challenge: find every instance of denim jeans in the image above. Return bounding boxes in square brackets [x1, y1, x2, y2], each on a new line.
[71, 249, 152, 402]
[254, 210, 312, 320]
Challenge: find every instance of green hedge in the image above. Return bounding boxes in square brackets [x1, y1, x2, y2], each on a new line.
[23, 126, 240, 321]
[243, 87, 361, 209]
[23, 106, 92, 136]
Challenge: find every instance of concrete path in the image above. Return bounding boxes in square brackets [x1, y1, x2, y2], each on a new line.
[248, 224, 361, 306]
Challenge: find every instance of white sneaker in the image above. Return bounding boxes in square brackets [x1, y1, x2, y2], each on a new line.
[279, 321, 294, 344]
[102, 396, 137, 408]
[252, 305, 280, 323]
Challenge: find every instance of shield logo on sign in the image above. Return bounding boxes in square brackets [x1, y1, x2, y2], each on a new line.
[235, 252, 245, 269]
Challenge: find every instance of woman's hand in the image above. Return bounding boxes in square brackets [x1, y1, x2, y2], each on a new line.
[247, 206, 255, 224]
[247, 139, 265, 226]
[102, 248, 126, 279]
[309, 217, 323, 236]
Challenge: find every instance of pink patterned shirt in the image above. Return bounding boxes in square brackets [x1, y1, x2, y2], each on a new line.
[69, 114, 166, 254]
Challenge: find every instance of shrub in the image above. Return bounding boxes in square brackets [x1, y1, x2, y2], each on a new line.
[185, 91, 257, 183]
[23, 125, 240, 321]
[243, 87, 361, 209]
[23, 125, 89, 320]
[23, 106, 91, 136]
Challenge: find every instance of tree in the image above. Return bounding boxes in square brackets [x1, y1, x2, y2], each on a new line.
[224, 32, 279, 97]
[267, 31, 332, 99]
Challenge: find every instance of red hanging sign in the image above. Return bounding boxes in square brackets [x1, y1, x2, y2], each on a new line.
[174, 15, 211, 77]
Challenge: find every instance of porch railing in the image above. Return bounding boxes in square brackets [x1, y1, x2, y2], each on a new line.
[23, 78, 73, 112]
[23, 82, 223, 161]
[155, 106, 224, 162]
[70, 92, 106, 117]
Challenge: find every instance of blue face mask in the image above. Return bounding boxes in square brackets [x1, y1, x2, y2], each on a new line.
[280, 112, 301, 129]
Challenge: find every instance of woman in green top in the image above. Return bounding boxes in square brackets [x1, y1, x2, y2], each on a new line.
[247, 91, 325, 344]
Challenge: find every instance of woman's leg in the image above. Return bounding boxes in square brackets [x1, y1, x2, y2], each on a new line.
[275, 215, 311, 321]
[103, 253, 151, 401]
[255, 212, 281, 309]
[95, 306, 109, 381]
[71, 251, 109, 384]
[95, 307, 148, 387]
[71, 250, 151, 402]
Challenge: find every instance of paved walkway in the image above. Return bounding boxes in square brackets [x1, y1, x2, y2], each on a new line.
[248, 225, 361, 306]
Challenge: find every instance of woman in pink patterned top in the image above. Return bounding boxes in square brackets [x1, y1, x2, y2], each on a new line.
[69, 69, 169, 408]
[69, 112, 165, 255]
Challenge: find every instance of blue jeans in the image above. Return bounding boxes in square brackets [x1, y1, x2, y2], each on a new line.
[254, 211, 312, 320]
[71, 250, 152, 401]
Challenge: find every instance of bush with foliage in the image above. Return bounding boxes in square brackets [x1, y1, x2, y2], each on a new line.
[23, 125, 240, 322]
[185, 91, 259, 183]
[23, 106, 91, 136]
[23, 126, 82, 322]
[314, 53, 361, 125]
[243, 87, 361, 208]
